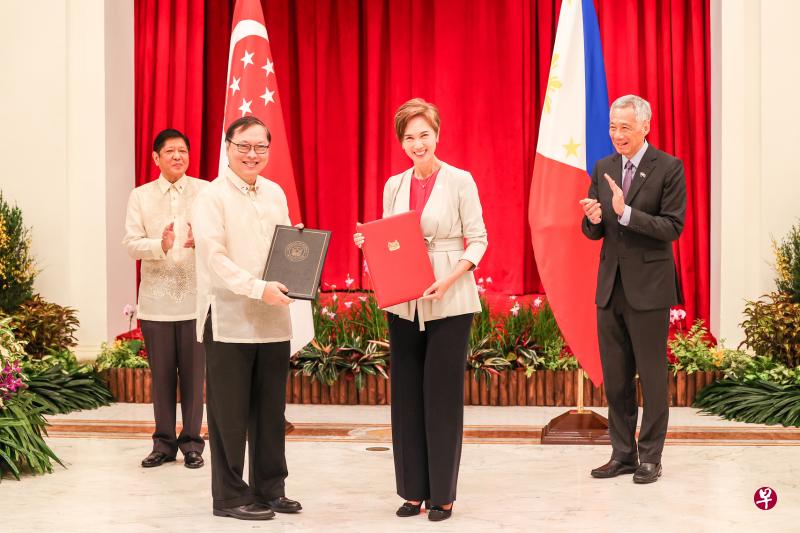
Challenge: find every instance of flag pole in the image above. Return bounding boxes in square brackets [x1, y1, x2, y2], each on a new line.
[576, 368, 586, 414]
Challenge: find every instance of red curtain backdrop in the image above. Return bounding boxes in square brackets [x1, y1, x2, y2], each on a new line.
[134, 0, 710, 325]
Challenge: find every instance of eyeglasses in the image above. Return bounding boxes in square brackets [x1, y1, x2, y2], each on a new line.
[228, 140, 270, 154]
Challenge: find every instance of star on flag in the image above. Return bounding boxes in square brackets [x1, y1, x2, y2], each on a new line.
[229, 76, 240, 94]
[240, 50, 254, 68]
[238, 98, 252, 116]
[260, 87, 275, 106]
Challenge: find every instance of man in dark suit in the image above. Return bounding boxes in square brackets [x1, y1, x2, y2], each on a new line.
[579, 94, 686, 484]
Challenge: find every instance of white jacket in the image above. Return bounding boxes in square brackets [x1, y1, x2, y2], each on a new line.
[381, 161, 488, 328]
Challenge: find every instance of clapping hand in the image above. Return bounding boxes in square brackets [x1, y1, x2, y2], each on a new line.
[161, 222, 175, 252]
[183, 222, 195, 248]
[603, 173, 626, 216]
[579, 198, 602, 225]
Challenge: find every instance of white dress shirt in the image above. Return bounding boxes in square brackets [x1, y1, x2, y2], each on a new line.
[192, 167, 292, 343]
[123, 175, 208, 321]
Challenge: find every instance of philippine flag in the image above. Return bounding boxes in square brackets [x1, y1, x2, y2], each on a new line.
[528, 0, 612, 386]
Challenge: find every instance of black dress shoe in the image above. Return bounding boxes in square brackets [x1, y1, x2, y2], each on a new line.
[590, 459, 639, 478]
[213, 503, 275, 520]
[183, 451, 204, 469]
[265, 496, 302, 513]
[396, 501, 423, 517]
[428, 505, 453, 522]
[633, 462, 662, 484]
[141, 451, 175, 468]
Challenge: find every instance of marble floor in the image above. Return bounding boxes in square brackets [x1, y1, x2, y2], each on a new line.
[1, 405, 798, 532]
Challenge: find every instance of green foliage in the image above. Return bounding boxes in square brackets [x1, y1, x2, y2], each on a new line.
[294, 339, 347, 386]
[527, 299, 564, 350]
[293, 293, 389, 389]
[0, 295, 80, 358]
[721, 352, 800, 386]
[467, 298, 575, 381]
[296, 293, 574, 388]
[339, 340, 390, 390]
[467, 298, 510, 383]
[0, 392, 63, 481]
[0, 317, 27, 409]
[668, 320, 717, 374]
[773, 221, 800, 303]
[0, 192, 36, 313]
[694, 379, 800, 427]
[537, 338, 578, 371]
[0, 317, 26, 366]
[94, 339, 149, 371]
[22, 351, 112, 415]
[740, 293, 800, 368]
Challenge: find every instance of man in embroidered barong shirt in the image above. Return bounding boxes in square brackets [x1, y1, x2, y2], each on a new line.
[123, 129, 207, 469]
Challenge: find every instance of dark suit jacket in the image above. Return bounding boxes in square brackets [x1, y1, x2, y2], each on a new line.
[581, 145, 686, 310]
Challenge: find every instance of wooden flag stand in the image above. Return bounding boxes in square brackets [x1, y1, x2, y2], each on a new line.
[540, 370, 610, 444]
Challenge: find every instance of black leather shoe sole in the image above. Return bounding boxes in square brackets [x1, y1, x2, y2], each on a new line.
[213, 508, 275, 520]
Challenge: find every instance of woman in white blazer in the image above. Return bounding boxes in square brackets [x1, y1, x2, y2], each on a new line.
[354, 98, 488, 522]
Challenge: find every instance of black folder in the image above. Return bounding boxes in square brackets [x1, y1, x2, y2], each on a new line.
[262, 225, 331, 300]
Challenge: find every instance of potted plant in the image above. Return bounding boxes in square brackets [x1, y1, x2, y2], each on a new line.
[95, 338, 149, 402]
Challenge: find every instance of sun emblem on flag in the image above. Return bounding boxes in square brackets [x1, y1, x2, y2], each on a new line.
[544, 53, 562, 114]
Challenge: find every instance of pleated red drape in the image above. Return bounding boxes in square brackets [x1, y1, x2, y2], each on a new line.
[134, 0, 710, 326]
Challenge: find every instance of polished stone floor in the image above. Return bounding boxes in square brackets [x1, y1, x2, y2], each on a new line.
[1, 405, 798, 532]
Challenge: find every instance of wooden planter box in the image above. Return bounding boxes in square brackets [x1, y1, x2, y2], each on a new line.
[102, 367, 721, 408]
[284, 369, 723, 407]
[101, 368, 206, 403]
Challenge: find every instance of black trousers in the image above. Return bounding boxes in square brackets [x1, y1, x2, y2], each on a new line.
[139, 319, 205, 456]
[388, 312, 473, 506]
[597, 272, 670, 464]
[203, 318, 290, 509]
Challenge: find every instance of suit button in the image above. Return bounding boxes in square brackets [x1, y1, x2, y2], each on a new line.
[618, 231, 623, 237]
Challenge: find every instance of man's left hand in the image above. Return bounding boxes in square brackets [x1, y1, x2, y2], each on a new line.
[604, 173, 626, 216]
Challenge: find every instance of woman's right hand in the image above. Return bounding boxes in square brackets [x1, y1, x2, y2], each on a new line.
[262, 281, 293, 306]
[353, 232, 365, 248]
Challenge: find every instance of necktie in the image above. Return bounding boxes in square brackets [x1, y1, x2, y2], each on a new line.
[622, 160, 635, 196]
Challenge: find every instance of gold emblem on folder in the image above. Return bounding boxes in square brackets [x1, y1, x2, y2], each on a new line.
[285, 241, 310, 262]
[387, 240, 400, 252]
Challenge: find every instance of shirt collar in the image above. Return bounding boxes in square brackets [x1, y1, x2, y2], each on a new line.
[623, 141, 649, 169]
[157, 174, 187, 194]
[225, 166, 259, 195]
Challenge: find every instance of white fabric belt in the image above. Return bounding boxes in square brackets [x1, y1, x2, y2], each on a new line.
[426, 237, 464, 252]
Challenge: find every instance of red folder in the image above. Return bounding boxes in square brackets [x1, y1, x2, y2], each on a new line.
[358, 212, 435, 307]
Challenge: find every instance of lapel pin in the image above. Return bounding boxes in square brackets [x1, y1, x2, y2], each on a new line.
[639, 172, 647, 178]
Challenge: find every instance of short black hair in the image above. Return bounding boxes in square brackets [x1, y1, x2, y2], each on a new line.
[152, 129, 190, 153]
[225, 116, 271, 144]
